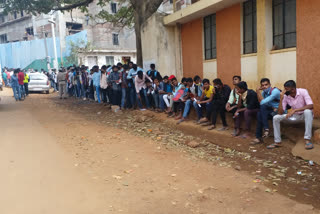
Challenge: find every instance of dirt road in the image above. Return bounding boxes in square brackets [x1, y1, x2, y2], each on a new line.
[0, 88, 318, 214]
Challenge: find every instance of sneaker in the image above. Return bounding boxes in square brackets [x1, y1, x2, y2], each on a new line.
[140, 108, 146, 111]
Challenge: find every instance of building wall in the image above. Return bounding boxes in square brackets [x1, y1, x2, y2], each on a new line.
[297, 0, 320, 115]
[203, 60, 217, 81]
[141, 13, 177, 77]
[269, 50, 297, 89]
[181, 18, 203, 79]
[216, 4, 241, 87]
[241, 55, 258, 88]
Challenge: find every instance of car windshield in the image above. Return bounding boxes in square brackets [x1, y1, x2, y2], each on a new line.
[30, 75, 46, 81]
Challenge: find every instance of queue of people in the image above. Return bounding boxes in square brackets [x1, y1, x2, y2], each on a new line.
[32, 61, 314, 151]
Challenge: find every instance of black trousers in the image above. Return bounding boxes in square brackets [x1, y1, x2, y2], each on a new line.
[211, 103, 228, 127]
[101, 88, 108, 103]
[24, 83, 29, 96]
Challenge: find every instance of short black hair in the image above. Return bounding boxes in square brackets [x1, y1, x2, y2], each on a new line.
[202, 79, 210, 84]
[187, 78, 193, 83]
[123, 64, 129, 70]
[194, 75, 201, 82]
[112, 65, 119, 70]
[284, 80, 296, 88]
[132, 64, 138, 70]
[117, 62, 123, 67]
[237, 81, 248, 91]
[213, 78, 223, 86]
[171, 77, 177, 82]
[233, 75, 241, 81]
[150, 64, 155, 69]
[260, 78, 270, 84]
[181, 77, 187, 83]
[163, 76, 169, 80]
[101, 65, 108, 70]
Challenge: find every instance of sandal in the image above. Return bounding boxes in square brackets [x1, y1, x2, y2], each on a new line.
[305, 142, 314, 150]
[262, 129, 270, 138]
[250, 138, 263, 145]
[177, 118, 185, 125]
[218, 127, 229, 131]
[208, 125, 216, 130]
[201, 122, 211, 126]
[267, 143, 282, 149]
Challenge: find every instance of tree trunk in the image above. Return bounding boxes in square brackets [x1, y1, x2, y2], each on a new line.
[134, 12, 143, 67]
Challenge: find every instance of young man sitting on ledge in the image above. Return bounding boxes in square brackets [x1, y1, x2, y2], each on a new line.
[268, 80, 314, 150]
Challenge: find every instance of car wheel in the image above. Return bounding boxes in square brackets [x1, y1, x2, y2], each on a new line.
[46, 91, 49, 94]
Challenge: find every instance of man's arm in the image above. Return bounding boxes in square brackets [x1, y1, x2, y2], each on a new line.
[260, 89, 281, 106]
[278, 90, 287, 115]
[198, 92, 214, 104]
[256, 86, 263, 102]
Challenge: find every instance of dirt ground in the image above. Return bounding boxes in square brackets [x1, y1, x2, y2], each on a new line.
[1, 87, 319, 214]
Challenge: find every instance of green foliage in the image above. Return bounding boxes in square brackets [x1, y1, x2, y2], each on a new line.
[65, 39, 93, 66]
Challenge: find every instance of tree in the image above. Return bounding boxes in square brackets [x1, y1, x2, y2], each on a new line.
[0, 0, 164, 66]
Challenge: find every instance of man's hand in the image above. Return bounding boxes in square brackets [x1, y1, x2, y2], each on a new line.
[197, 101, 201, 104]
[226, 103, 231, 111]
[280, 88, 287, 97]
[256, 86, 263, 91]
[286, 109, 296, 119]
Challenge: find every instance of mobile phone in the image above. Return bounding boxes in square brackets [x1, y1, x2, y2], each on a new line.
[285, 91, 290, 96]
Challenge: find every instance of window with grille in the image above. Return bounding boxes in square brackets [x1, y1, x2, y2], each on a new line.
[112, 33, 119, 46]
[111, 3, 117, 13]
[106, 56, 115, 65]
[273, 0, 296, 49]
[0, 34, 7, 44]
[243, 0, 257, 54]
[203, 14, 216, 60]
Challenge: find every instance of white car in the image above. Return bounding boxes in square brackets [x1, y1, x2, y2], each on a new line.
[28, 73, 50, 94]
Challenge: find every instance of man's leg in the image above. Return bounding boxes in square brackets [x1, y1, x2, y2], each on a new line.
[159, 94, 165, 110]
[182, 100, 192, 119]
[163, 94, 170, 107]
[260, 104, 273, 130]
[143, 88, 150, 108]
[219, 104, 228, 127]
[211, 104, 219, 126]
[121, 88, 126, 108]
[96, 86, 101, 103]
[24, 83, 29, 96]
[272, 114, 287, 143]
[193, 100, 202, 120]
[244, 108, 259, 132]
[17, 85, 21, 100]
[303, 109, 313, 141]
[12, 86, 18, 100]
[59, 83, 63, 98]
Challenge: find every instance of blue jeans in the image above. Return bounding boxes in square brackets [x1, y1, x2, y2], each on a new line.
[152, 93, 160, 109]
[183, 99, 193, 118]
[159, 94, 165, 110]
[51, 80, 57, 91]
[128, 87, 136, 108]
[95, 86, 101, 103]
[137, 88, 150, 109]
[193, 100, 212, 120]
[256, 104, 274, 138]
[12, 86, 20, 100]
[121, 88, 126, 108]
[20, 85, 25, 98]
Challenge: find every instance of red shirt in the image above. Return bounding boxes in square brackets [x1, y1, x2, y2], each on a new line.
[18, 72, 25, 85]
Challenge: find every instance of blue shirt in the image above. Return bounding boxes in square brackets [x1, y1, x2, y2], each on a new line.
[11, 75, 19, 87]
[92, 70, 101, 87]
[261, 87, 281, 108]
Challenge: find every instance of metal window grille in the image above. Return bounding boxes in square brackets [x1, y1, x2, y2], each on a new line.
[272, 0, 296, 49]
[112, 33, 119, 46]
[203, 14, 216, 60]
[243, 0, 257, 54]
[111, 3, 117, 13]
